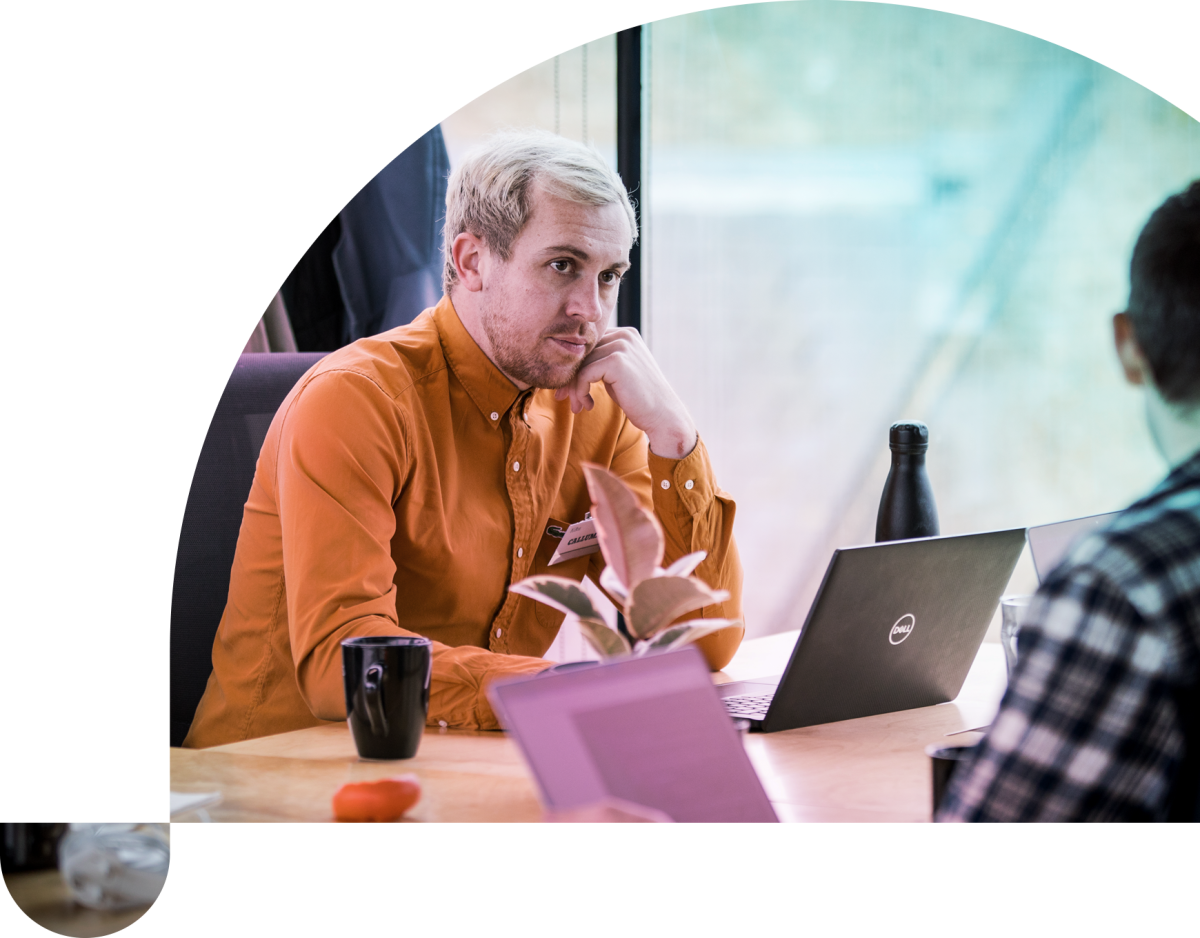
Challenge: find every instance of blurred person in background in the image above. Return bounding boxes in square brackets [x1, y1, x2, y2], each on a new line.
[938, 181, 1200, 821]
[250, 127, 452, 353]
[278, 128, 451, 352]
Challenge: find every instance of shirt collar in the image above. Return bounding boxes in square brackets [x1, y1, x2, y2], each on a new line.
[433, 294, 521, 426]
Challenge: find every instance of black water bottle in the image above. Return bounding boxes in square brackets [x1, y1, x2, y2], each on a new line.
[875, 421, 939, 542]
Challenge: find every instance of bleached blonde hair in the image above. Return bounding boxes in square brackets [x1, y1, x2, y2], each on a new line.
[443, 129, 637, 293]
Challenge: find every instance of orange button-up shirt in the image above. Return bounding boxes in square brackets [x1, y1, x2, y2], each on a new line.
[184, 296, 743, 748]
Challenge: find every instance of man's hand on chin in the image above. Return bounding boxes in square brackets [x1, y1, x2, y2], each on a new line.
[553, 326, 699, 460]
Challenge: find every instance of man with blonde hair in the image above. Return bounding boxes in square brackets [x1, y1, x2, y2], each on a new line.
[185, 130, 744, 747]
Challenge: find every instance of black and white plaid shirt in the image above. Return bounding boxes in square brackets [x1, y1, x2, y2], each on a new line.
[937, 450, 1200, 822]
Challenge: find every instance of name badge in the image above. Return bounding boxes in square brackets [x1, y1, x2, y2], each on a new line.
[548, 517, 600, 565]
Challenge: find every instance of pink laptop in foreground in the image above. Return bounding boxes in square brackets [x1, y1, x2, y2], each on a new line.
[488, 646, 779, 823]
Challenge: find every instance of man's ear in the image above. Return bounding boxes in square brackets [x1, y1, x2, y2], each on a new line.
[1114, 312, 1150, 386]
[452, 232, 486, 293]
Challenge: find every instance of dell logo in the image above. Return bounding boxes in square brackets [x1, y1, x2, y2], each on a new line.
[889, 614, 915, 645]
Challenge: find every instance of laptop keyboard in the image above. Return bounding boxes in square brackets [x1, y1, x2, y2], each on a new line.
[721, 693, 773, 719]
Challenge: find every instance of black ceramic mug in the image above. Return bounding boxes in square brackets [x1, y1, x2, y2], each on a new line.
[341, 636, 432, 760]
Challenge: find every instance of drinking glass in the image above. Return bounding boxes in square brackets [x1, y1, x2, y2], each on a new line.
[57, 823, 169, 910]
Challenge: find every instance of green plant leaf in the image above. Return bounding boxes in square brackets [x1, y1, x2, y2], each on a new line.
[639, 619, 742, 654]
[626, 576, 732, 640]
[663, 551, 707, 578]
[583, 464, 664, 596]
[576, 617, 632, 659]
[509, 576, 600, 620]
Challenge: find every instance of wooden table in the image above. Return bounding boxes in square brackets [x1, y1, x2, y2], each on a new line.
[171, 632, 1007, 823]
[3, 870, 152, 938]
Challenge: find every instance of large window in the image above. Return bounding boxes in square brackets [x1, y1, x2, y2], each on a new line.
[643, 3, 1200, 637]
[441, 3, 1200, 642]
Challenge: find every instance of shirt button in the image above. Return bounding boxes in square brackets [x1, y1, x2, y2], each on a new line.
[513, 461, 520, 472]
[685, 480, 694, 490]
[490, 412, 499, 421]
[496, 628, 502, 638]
[661, 479, 671, 490]
[517, 548, 524, 558]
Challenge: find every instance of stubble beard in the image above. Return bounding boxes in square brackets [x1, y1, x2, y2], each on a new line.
[481, 306, 594, 390]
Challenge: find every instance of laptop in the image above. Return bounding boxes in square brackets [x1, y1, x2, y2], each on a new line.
[487, 645, 779, 822]
[1026, 511, 1121, 583]
[719, 527, 1027, 731]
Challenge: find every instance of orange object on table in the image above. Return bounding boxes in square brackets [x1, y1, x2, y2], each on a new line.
[332, 776, 421, 822]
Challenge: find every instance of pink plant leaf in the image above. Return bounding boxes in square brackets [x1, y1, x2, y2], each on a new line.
[583, 464, 664, 595]
[626, 575, 731, 641]
[509, 576, 601, 621]
[576, 617, 632, 659]
[662, 551, 707, 578]
[639, 619, 742, 654]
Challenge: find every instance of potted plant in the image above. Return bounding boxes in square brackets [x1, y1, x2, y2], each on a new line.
[510, 464, 741, 660]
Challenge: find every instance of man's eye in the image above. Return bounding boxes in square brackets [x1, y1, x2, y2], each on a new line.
[551, 260, 572, 273]
[600, 271, 622, 284]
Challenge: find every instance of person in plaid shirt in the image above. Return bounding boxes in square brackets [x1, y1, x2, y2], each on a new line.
[938, 181, 1200, 822]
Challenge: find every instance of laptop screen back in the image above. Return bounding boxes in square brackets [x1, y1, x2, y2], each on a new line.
[1027, 511, 1121, 582]
[764, 527, 1027, 732]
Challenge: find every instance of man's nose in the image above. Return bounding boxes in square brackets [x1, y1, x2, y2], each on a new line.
[565, 277, 607, 323]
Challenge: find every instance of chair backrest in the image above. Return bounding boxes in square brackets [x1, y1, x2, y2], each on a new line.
[170, 352, 326, 747]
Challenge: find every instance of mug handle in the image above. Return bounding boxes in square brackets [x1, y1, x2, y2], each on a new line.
[363, 664, 390, 737]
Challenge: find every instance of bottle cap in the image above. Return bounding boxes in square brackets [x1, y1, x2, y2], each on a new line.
[889, 421, 929, 454]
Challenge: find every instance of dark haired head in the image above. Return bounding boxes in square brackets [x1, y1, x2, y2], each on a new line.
[1126, 180, 1200, 404]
